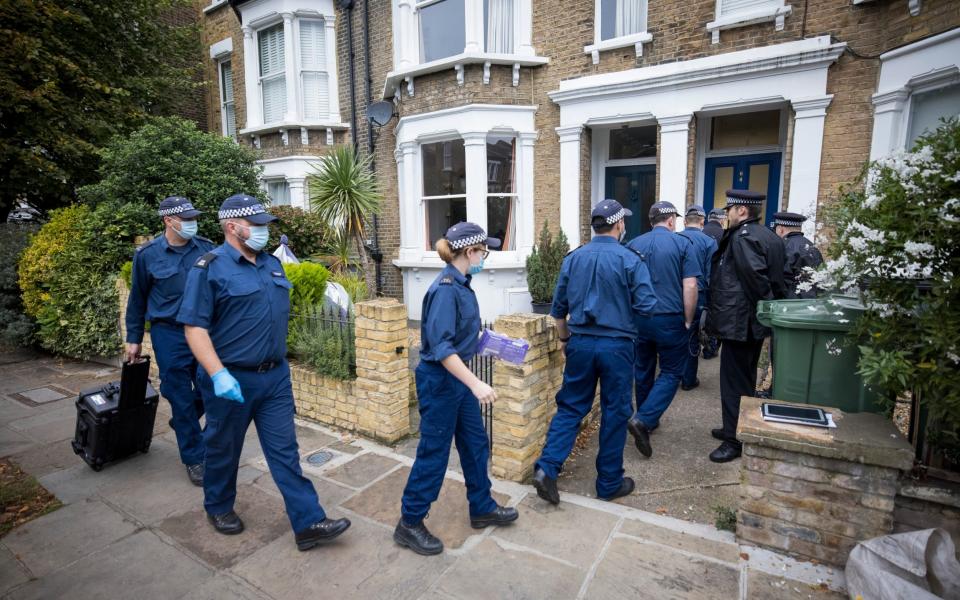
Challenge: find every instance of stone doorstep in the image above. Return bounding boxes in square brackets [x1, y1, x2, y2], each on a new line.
[899, 477, 960, 510]
[736, 396, 914, 471]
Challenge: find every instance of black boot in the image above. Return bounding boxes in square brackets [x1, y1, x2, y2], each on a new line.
[394, 519, 443, 555]
[186, 463, 204, 487]
[680, 379, 700, 391]
[627, 418, 652, 458]
[532, 468, 560, 505]
[470, 505, 519, 529]
[207, 511, 244, 535]
[599, 477, 635, 502]
[711, 428, 724, 441]
[709, 441, 742, 463]
[295, 518, 351, 551]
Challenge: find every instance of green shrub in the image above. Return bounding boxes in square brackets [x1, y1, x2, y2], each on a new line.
[526, 222, 569, 304]
[288, 306, 355, 380]
[283, 262, 330, 318]
[0, 224, 38, 348]
[120, 261, 133, 289]
[18, 206, 89, 318]
[712, 505, 736, 532]
[268, 206, 330, 258]
[77, 117, 264, 241]
[331, 271, 368, 304]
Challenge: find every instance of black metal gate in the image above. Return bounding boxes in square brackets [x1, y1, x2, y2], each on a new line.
[467, 322, 494, 455]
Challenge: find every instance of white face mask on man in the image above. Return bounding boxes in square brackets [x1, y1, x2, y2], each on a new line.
[172, 219, 198, 240]
[235, 223, 270, 251]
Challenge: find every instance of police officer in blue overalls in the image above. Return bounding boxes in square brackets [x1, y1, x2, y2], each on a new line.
[395, 223, 518, 556]
[125, 196, 214, 486]
[533, 200, 657, 505]
[677, 205, 718, 391]
[625, 201, 700, 459]
[178, 194, 350, 550]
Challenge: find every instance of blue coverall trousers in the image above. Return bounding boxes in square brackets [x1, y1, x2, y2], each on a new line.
[536, 335, 634, 498]
[401, 360, 498, 525]
[197, 360, 326, 533]
[149, 322, 205, 466]
[634, 314, 688, 430]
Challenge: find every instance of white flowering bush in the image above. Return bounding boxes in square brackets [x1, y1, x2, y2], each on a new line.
[806, 119, 960, 466]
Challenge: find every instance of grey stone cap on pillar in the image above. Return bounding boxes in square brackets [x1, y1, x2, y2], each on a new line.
[737, 397, 914, 471]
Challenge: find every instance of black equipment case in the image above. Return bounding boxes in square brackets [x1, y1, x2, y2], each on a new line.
[71, 358, 160, 471]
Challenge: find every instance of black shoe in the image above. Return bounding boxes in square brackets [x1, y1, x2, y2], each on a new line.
[709, 441, 742, 463]
[295, 518, 351, 551]
[702, 353, 717, 360]
[599, 477, 635, 502]
[755, 389, 772, 399]
[394, 519, 443, 555]
[680, 379, 700, 391]
[532, 468, 560, 505]
[186, 463, 204, 487]
[627, 418, 652, 458]
[471, 505, 519, 529]
[207, 511, 244, 535]
[711, 428, 724, 441]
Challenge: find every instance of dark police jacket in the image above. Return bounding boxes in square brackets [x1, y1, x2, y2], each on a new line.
[702, 221, 724, 244]
[783, 232, 823, 299]
[706, 217, 787, 342]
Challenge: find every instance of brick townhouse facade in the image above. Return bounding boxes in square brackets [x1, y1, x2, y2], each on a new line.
[198, 0, 960, 321]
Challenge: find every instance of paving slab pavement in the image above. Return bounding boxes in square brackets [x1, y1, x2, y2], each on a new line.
[1, 351, 848, 599]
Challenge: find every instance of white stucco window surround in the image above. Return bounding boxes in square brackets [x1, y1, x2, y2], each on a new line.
[236, 0, 347, 141]
[707, 0, 792, 44]
[549, 35, 844, 241]
[392, 104, 537, 321]
[204, 0, 230, 14]
[384, 0, 547, 98]
[584, 0, 652, 64]
[869, 27, 960, 160]
[257, 155, 316, 210]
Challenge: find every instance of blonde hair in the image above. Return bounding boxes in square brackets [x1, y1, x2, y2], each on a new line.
[436, 239, 485, 264]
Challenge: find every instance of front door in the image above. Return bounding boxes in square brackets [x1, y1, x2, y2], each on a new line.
[703, 153, 781, 226]
[605, 165, 656, 241]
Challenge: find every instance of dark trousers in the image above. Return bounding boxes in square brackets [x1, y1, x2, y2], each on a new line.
[682, 308, 703, 387]
[401, 361, 497, 524]
[536, 335, 633, 498]
[634, 314, 687, 430]
[719, 337, 765, 444]
[197, 360, 326, 532]
[150, 322, 205, 466]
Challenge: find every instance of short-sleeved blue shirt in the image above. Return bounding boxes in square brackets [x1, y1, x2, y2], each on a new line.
[551, 236, 658, 339]
[125, 234, 215, 343]
[677, 227, 719, 301]
[177, 242, 293, 368]
[626, 227, 701, 316]
[419, 264, 481, 363]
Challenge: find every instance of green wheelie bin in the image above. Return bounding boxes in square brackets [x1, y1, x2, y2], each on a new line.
[756, 296, 886, 414]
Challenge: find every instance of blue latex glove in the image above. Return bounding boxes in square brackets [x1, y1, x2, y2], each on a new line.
[211, 368, 244, 403]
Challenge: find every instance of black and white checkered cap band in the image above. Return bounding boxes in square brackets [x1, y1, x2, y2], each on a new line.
[687, 208, 706, 217]
[652, 206, 677, 215]
[774, 218, 804, 227]
[449, 233, 487, 249]
[158, 203, 196, 217]
[604, 208, 626, 224]
[727, 196, 763, 206]
[218, 204, 267, 220]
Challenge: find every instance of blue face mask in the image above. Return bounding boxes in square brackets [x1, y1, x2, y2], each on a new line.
[468, 258, 485, 275]
[241, 225, 270, 252]
[173, 219, 197, 240]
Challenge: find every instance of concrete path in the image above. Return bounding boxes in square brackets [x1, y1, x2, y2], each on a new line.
[1, 352, 847, 599]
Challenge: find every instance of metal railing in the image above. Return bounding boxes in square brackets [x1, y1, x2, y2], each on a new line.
[467, 321, 495, 455]
[288, 304, 356, 378]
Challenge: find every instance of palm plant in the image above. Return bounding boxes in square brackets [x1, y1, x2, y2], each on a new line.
[308, 146, 382, 294]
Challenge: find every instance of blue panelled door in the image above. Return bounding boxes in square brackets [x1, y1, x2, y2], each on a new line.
[703, 153, 782, 226]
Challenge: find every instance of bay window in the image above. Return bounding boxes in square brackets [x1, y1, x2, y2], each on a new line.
[218, 60, 236, 138]
[422, 139, 468, 249]
[585, 0, 651, 64]
[484, 0, 515, 54]
[266, 179, 291, 206]
[259, 23, 287, 124]
[486, 135, 516, 251]
[418, 0, 467, 62]
[299, 19, 329, 120]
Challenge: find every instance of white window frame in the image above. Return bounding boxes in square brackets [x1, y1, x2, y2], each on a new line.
[707, 0, 792, 45]
[217, 59, 237, 138]
[297, 18, 330, 122]
[258, 23, 287, 125]
[393, 105, 536, 268]
[237, 0, 344, 137]
[584, 0, 652, 65]
[263, 177, 292, 207]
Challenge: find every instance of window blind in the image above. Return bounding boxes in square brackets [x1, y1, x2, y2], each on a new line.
[718, 0, 779, 17]
[259, 24, 286, 123]
[299, 20, 329, 120]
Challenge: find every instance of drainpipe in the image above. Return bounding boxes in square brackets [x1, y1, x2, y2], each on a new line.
[362, 0, 384, 296]
[339, 0, 359, 150]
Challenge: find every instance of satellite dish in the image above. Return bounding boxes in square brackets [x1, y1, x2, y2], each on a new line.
[367, 101, 396, 128]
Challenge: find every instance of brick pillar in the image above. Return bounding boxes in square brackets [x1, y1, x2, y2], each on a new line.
[354, 298, 411, 444]
[736, 397, 914, 566]
[489, 313, 565, 482]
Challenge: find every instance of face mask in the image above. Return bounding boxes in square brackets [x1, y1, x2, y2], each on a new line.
[239, 224, 269, 252]
[618, 224, 627, 243]
[173, 219, 197, 240]
[468, 250, 485, 275]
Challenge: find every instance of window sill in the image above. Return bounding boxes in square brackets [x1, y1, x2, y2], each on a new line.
[383, 52, 550, 98]
[707, 5, 792, 44]
[239, 121, 350, 137]
[583, 32, 654, 65]
[393, 252, 528, 270]
[203, 0, 229, 15]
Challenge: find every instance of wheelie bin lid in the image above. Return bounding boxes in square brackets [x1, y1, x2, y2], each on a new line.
[756, 296, 864, 331]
